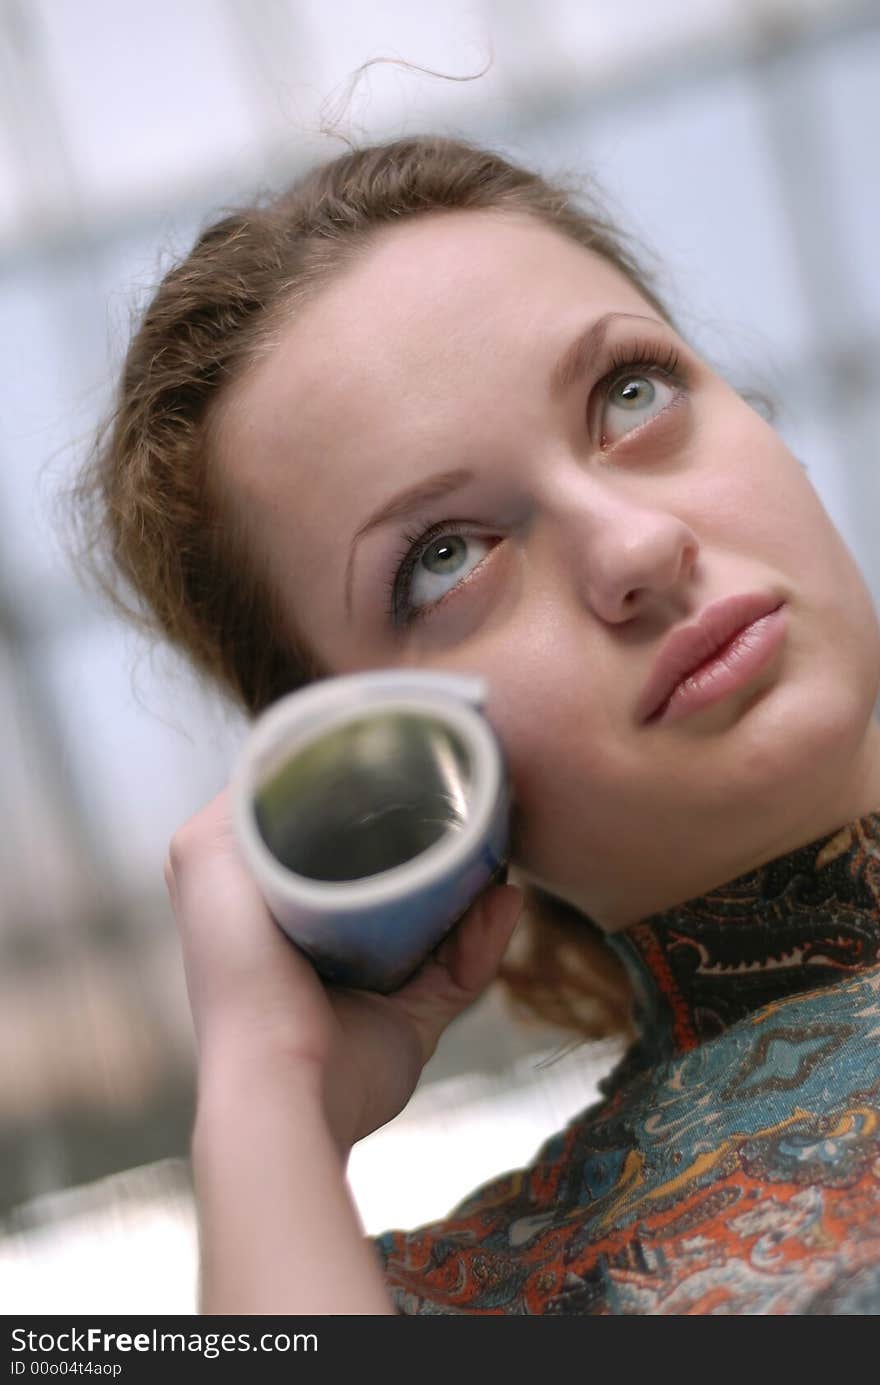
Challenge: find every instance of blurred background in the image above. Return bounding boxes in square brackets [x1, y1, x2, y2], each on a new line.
[1, 0, 878, 1313]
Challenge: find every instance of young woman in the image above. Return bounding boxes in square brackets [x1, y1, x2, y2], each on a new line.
[66, 135, 880, 1314]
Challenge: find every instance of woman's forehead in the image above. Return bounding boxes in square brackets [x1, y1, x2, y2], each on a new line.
[310, 209, 652, 342]
[218, 211, 658, 463]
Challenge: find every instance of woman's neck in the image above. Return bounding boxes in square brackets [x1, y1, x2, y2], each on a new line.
[587, 716, 880, 935]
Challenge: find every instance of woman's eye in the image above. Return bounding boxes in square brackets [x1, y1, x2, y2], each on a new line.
[599, 372, 678, 445]
[407, 532, 494, 616]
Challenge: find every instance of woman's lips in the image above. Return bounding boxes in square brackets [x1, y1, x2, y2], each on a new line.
[646, 604, 788, 725]
[637, 591, 786, 724]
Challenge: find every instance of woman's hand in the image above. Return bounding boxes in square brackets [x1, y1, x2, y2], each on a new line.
[165, 785, 523, 1151]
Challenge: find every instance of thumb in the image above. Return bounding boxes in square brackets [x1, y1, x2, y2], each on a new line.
[392, 884, 524, 1064]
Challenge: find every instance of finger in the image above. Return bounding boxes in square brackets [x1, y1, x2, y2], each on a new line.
[165, 793, 332, 1044]
[392, 884, 524, 1063]
[433, 884, 523, 992]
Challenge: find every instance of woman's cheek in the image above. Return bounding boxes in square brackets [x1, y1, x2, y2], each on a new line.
[488, 674, 614, 815]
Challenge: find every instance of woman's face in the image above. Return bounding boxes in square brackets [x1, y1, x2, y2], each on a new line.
[215, 209, 880, 928]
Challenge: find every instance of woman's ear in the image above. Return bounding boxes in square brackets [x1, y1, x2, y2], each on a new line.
[737, 386, 776, 423]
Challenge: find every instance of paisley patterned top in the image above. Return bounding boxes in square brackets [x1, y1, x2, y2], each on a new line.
[372, 812, 880, 1314]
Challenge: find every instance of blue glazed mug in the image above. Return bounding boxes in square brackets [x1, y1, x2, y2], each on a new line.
[230, 670, 510, 993]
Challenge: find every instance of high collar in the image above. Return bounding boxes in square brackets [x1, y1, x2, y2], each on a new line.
[604, 812, 880, 1064]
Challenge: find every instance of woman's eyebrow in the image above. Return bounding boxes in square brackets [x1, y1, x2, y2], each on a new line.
[548, 310, 660, 398]
[345, 467, 473, 615]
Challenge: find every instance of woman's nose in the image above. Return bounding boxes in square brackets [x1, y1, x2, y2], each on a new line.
[566, 495, 699, 625]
